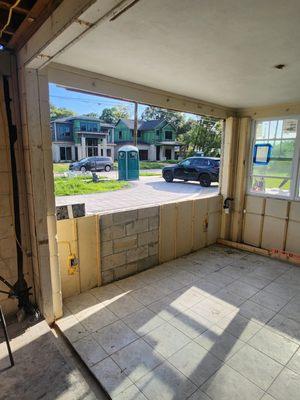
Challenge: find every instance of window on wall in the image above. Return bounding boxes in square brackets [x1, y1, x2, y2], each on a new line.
[165, 131, 173, 140]
[248, 118, 300, 199]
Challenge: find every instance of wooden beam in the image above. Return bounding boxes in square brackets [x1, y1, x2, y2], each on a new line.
[47, 63, 234, 119]
[237, 102, 300, 119]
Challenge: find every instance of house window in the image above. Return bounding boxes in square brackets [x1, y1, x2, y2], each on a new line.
[165, 131, 173, 140]
[107, 149, 111, 157]
[119, 131, 122, 140]
[248, 118, 300, 199]
[80, 123, 87, 131]
[86, 138, 98, 157]
[60, 146, 72, 161]
[156, 129, 160, 136]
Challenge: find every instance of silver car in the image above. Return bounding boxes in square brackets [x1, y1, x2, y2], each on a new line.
[69, 156, 114, 172]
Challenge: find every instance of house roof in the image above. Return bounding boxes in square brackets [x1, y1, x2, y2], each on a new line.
[118, 118, 167, 131]
[52, 116, 114, 127]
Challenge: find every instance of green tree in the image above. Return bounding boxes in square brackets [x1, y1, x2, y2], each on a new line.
[179, 118, 222, 157]
[83, 112, 99, 118]
[141, 106, 185, 129]
[50, 103, 75, 120]
[100, 106, 130, 124]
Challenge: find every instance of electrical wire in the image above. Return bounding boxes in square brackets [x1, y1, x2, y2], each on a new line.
[0, 0, 22, 40]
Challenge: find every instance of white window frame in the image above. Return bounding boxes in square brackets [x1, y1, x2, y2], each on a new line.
[247, 116, 300, 201]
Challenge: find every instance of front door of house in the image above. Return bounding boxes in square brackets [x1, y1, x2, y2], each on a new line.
[86, 138, 98, 157]
[165, 148, 172, 160]
[156, 146, 160, 160]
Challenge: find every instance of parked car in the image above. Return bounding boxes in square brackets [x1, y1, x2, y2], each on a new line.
[162, 156, 220, 187]
[69, 156, 113, 172]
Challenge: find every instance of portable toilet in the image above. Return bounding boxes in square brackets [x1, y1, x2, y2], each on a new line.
[118, 145, 139, 180]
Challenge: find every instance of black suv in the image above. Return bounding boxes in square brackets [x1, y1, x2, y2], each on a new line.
[162, 157, 220, 187]
[69, 156, 113, 172]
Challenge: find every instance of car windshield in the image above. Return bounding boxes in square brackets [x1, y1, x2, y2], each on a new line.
[79, 158, 90, 162]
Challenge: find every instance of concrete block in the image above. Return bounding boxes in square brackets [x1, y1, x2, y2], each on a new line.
[102, 252, 126, 271]
[114, 263, 137, 280]
[127, 245, 148, 263]
[102, 225, 125, 241]
[102, 270, 114, 284]
[137, 255, 159, 272]
[138, 230, 158, 246]
[101, 240, 113, 257]
[138, 206, 158, 219]
[149, 215, 159, 230]
[113, 210, 137, 224]
[113, 235, 137, 253]
[100, 214, 113, 228]
[126, 219, 148, 236]
[149, 242, 158, 256]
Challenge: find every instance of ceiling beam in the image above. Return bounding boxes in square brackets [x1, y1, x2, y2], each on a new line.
[47, 62, 235, 119]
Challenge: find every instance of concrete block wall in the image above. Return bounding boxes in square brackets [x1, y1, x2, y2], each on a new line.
[100, 207, 159, 284]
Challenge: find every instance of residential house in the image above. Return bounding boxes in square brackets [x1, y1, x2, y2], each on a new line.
[114, 118, 181, 161]
[51, 116, 115, 162]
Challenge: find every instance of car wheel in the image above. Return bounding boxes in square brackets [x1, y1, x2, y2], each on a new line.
[184, 179, 188, 182]
[163, 171, 173, 182]
[80, 166, 87, 173]
[199, 173, 211, 187]
[104, 165, 111, 172]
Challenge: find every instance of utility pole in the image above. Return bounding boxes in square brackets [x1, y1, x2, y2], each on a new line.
[133, 102, 138, 146]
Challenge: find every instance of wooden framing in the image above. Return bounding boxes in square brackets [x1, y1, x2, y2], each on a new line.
[47, 63, 234, 120]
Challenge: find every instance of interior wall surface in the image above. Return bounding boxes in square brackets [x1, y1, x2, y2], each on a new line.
[0, 54, 34, 315]
[58, 196, 222, 300]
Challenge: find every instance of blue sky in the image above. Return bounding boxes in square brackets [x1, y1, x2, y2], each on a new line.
[49, 83, 199, 120]
[49, 83, 147, 118]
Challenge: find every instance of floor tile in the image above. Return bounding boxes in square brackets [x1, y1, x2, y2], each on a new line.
[73, 334, 108, 367]
[136, 361, 197, 400]
[123, 307, 165, 336]
[201, 271, 236, 288]
[225, 281, 259, 299]
[195, 325, 245, 361]
[114, 275, 147, 291]
[250, 290, 289, 312]
[64, 292, 99, 314]
[168, 308, 212, 339]
[144, 322, 190, 358]
[148, 295, 187, 321]
[107, 293, 144, 318]
[56, 315, 89, 343]
[190, 279, 220, 297]
[168, 341, 222, 386]
[268, 367, 300, 400]
[91, 357, 133, 398]
[112, 338, 163, 382]
[78, 306, 118, 332]
[172, 270, 199, 285]
[93, 320, 138, 355]
[190, 297, 234, 324]
[279, 297, 300, 323]
[267, 313, 300, 344]
[239, 273, 272, 290]
[239, 300, 276, 324]
[213, 288, 246, 307]
[216, 312, 263, 342]
[114, 385, 147, 400]
[287, 348, 300, 374]
[249, 327, 299, 365]
[170, 287, 205, 308]
[89, 283, 125, 304]
[227, 343, 283, 390]
[263, 281, 299, 301]
[201, 364, 264, 400]
[154, 277, 185, 294]
[187, 389, 211, 400]
[131, 285, 166, 305]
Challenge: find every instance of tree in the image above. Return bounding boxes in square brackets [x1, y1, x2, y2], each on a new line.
[100, 106, 130, 124]
[141, 106, 185, 129]
[50, 103, 75, 120]
[179, 118, 222, 157]
[83, 112, 99, 118]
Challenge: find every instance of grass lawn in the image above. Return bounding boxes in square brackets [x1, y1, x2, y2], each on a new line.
[113, 160, 177, 170]
[140, 171, 162, 177]
[53, 163, 70, 174]
[55, 176, 129, 196]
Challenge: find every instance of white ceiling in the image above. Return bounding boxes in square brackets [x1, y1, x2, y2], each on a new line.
[55, 0, 300, 108]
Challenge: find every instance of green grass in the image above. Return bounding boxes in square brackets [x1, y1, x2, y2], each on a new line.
[114, 160, 177, 170]
[140, 171, 162, 177]
[252, 177, 290, 192]
[53, 163, 70, 174]
[55, 176, 129, 196]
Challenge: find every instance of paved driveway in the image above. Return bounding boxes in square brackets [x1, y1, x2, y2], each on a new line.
[56, 176, 219, 214]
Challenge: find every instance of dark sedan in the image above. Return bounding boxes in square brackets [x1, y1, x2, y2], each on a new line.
[69, 156, 113, 172]
[162, 157, 220, 187]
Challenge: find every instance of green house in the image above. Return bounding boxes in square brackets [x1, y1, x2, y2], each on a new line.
[114, 118, 180, 161]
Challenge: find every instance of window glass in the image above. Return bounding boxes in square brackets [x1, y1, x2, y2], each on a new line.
[181, 159, 191, 167]
[249, 119, 298, 197]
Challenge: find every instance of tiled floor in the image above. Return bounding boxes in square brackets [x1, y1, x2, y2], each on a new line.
[56, 245, 300, 400]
